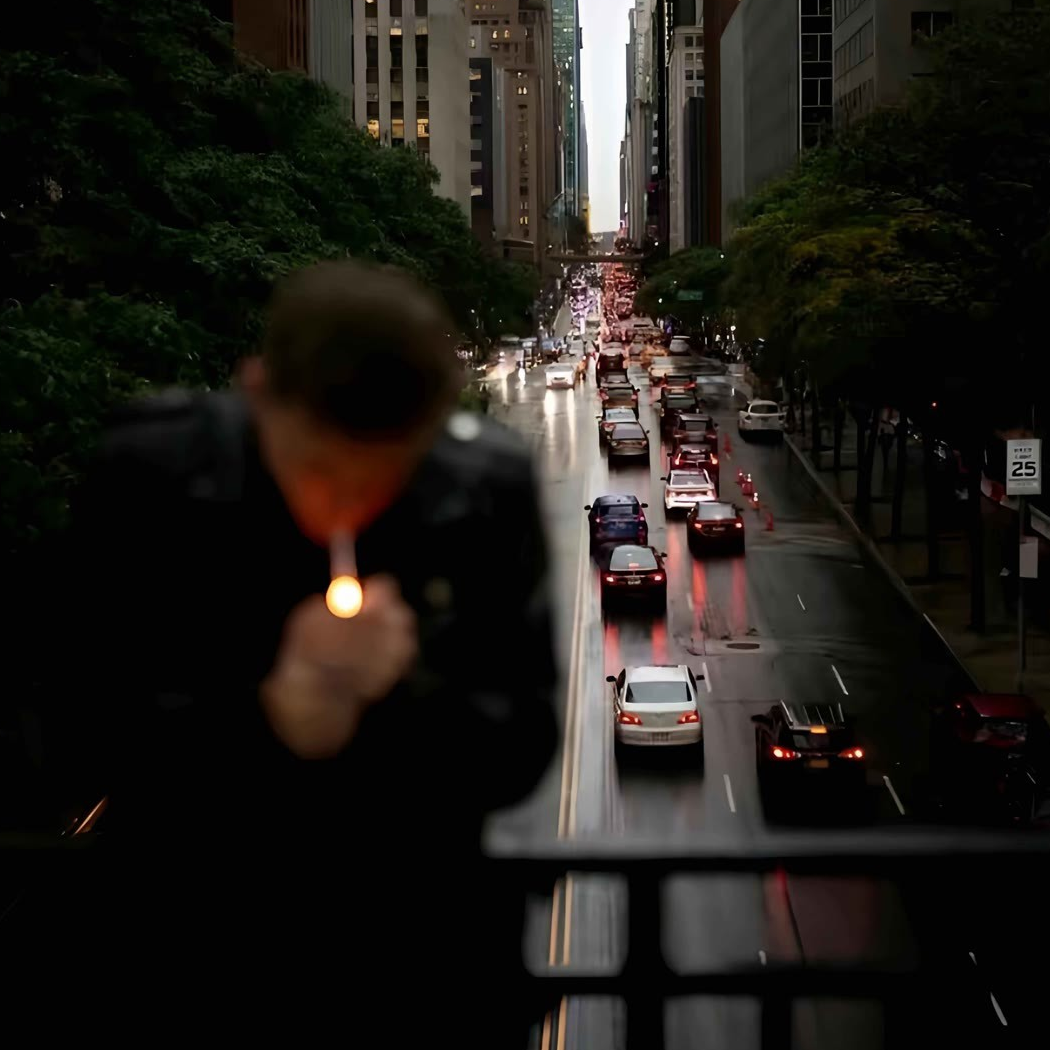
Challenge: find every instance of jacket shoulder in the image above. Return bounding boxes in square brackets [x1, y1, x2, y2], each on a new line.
[434, 411, 534, 487]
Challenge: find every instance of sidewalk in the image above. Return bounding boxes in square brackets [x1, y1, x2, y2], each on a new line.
[784, 422, 1050, 711]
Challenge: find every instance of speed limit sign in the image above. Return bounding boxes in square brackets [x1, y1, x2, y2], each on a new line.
[1006, 438, 1042, 495]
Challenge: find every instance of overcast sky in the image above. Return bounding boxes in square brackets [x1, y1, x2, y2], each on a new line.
[580, 0, 633, 233]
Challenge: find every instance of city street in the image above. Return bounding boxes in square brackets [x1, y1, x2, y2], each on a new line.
[488, 348, 1037, 1050]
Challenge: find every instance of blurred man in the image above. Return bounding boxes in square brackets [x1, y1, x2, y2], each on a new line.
[45, 261, 558, 1041]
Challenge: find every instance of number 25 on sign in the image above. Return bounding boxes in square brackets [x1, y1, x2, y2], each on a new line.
[1006, 438, 1042, 496]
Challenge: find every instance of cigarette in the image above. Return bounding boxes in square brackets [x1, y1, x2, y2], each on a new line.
[326, 530, 363, 619]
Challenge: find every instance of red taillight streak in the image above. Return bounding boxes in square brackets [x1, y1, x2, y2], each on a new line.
[618, 712, 642, 725]
[839, 747, 865, 760]
[678, 710, 700, 724]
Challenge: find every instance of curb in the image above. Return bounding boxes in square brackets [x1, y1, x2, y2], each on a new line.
[783, 433, 981, 691]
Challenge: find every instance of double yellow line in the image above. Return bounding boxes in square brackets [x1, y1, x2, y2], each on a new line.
[541, 511, 590, 1050]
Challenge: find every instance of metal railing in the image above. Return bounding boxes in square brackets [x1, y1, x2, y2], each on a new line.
[487, 827, 1050, 1050]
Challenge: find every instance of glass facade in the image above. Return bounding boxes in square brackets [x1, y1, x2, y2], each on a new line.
[552, 0, 581, 219]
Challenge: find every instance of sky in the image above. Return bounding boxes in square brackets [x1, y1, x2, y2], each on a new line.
[579, 0, 633, 233]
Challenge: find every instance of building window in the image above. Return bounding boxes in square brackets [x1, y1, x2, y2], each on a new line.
[390, 36, 403, 68]
[391, 0, 402, 13]
[391, 119, 405, 142]
[415, 0, 428, 14]
[367, 119, 380, 139]
[911, 11, 953, 41]
[685, 69, 693, 81]
[684, 35, 694, 47]
[416, 36, 428, 67]
[470, 36, 476, 48]
[833, 0, 864, 26]
[834, 18, 872, 79]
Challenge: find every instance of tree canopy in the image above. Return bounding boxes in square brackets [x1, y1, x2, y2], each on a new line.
[1, 0, 536, 561]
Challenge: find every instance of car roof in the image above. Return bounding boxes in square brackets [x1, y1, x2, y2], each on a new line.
[778, 701, 849, 729]
[612, 422, 645, 434]
[595, 493, 640, 506]
[962, 693, 1040, 719]
[625, 665, 691, 683]
[669, 470, 711, 484]
[677, 413, 710, 422]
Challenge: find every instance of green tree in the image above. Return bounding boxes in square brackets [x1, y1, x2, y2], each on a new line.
[635, 247, 730, 345]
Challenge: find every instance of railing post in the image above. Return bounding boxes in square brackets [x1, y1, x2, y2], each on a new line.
[760, 993, 792, 1050]
[624, 870, 667, 1050]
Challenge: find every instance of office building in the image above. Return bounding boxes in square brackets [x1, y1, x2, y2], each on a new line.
[232, 1, 472, 216]
[579, 99, 590, 233]
[468, 1, 557, 265]
[667, 16, 705, 252]
[624, 1, 656, 246]
[551, 0, 583, 222]
[833, 0, 1012, 128]
[699, 0, 740, 246]
[719, 0, 831, 240]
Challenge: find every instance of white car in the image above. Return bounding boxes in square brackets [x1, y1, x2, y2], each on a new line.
[738, 400, 786, 437]
[663, 469, 717, 513]
[608, 664, 704, 749]
[545, 362, 577, 389]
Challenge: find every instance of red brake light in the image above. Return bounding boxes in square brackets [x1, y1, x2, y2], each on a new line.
[604, 575, 615, 583]
[618, 712, 643, 726]
[735, 521, 743, 528]
[839, 747, 865, 760]
[711, 455, 718, 465]
[770, 746, 801, 760]
[678, 710, 700, 724]
[652, 573, 664, 582]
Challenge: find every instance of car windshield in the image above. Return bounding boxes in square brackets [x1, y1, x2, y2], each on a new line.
[791, 730, 851, 751]
[670, 472, 709, 487]
[605, 409, 635, 421]
[665, 396, 696, 408]
[695, 504, 735, 520]
[975, 720, 1028, 743]
[751, 403, 778, 415]
[610, 547, 657, 571]
[626, 681, 690, 705]
[601, 503, 638, 518]
[612, 424, 645, 439]
[680, 419, 708, 431]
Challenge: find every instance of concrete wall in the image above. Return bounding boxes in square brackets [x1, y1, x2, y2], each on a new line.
[308, 0, 353, 114]
[429, 0, 472, 217]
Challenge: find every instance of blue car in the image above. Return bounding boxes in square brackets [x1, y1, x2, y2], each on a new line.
[585, 494, 650, 551]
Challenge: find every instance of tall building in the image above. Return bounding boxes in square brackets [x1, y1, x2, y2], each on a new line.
[232, 1, 472, 216]
[579, 99, 590, 233]
[624, 1, 656, 246]
[468, 1, 557, 265]
[700, 0, 740, 246]
[666, 8, 704, 252]
[833, 0, 1012, 128]
[551, 0, 583, 222]
[719, 0, 831, 240]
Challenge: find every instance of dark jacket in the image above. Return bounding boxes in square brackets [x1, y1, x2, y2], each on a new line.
[44, 390, 557, 1037]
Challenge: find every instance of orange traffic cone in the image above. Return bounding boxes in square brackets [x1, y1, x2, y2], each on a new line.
[765, 511, 775, 530]
[741, 474, 754, 496]
[752, 491, 761, 511]
[736, 468, 745, 485]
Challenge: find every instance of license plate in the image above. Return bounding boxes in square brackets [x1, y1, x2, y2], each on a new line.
[807, 759, 829, 769]
[711, 526, 725, 533]
[649, 732, 671, 743]
[627, 578, 641, 585]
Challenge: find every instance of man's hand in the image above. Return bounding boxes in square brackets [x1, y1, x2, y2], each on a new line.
[260, 575, 418, 759]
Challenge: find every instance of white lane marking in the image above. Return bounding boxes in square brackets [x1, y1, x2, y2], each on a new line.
[968, 951, 977, 965]
[686, 593, 694, 611]
[831, 664, 849, 695]
[796, 594, 806, 611]
[883, 775, 906, 816]
[723, 773, 737, 814]
[701, 661, 712, 693]
[758, 950, 767, 966]
[990, 993, 1008, 1026]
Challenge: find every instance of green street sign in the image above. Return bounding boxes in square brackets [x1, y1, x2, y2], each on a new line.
[677, 290, 704, 301]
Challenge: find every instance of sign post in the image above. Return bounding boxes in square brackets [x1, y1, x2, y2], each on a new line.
[1006, 438, 1042, 690]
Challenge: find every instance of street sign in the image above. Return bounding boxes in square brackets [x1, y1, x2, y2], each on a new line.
[677, 290, 704, 302]
[1006, 438, 1042, 496]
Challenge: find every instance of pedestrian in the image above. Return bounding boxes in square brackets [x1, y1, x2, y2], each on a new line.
[41, 259, 558, 1041]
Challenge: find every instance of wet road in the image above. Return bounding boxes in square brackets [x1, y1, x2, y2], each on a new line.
[488, 350, 1043, 1049]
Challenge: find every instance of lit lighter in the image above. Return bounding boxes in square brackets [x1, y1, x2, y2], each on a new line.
[325, 530, 364, 619]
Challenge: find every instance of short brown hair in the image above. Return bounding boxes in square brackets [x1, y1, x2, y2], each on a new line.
[261, 259, 461, 439]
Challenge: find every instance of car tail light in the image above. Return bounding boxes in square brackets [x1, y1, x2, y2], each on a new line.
[692, 521, 704, 530]
[770, 746, 801, 760]
[735, 521, 743, 529]
[652, 573, 664, 582]
[839, 747, 865, 760]
[618, 712, 643, 726]
[678, 710, 700, 724]
[604, 575, 615, 583]
[711, 455, 718, 465]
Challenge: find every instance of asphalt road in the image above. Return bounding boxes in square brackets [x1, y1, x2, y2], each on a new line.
[487, 347, 1043, 1049]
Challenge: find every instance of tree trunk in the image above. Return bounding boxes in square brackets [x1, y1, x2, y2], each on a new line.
[922, 425, 941, 580]
[890, 419, 907, 541]
[811, 384, 821, 465]
[965, 437, 985, 631]
[833, 402, 846, 473]
[855, 409, 879, 524]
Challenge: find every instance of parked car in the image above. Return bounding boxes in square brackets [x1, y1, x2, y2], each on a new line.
[738, 400, 787, 439]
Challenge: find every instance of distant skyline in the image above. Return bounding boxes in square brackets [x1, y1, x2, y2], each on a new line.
[579, 0, 632, 231]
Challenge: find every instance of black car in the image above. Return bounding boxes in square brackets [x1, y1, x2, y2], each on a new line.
[669, 442, 720, 488]
[585, 494, 649, 550]
[664, 372, 698, 394]
[687, 500, 744, 553]
[608, 421, 650, 465]
[598, 406, 640, 447]
[669, 411, 717, 448]
[752, 702, 866, 796]
[659, 392, 700, 436]
[597, 350, 627, 377]
[600, 544, 667, 610]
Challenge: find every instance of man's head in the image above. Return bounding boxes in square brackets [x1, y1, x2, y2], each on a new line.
[242, 259, 462, 543]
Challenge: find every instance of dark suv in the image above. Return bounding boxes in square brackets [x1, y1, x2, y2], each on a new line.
[585, 494, 650, 550]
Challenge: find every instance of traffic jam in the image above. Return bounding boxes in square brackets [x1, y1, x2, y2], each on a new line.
[550, 260, 1050, 829]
